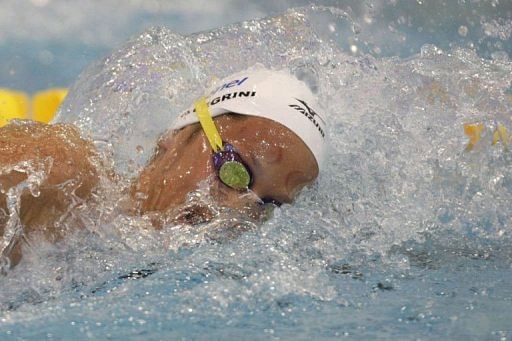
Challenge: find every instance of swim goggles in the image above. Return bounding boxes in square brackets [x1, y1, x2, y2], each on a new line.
[194, 97, 252, 191]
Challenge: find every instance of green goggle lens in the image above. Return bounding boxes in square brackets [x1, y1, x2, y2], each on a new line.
[218, 161, 251, 190]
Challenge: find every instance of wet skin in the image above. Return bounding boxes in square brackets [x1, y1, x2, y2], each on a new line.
[0, 114, 319, 264]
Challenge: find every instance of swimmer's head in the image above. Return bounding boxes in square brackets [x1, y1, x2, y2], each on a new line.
[173, 66, 327, 170]
[133, 67, 326, 219]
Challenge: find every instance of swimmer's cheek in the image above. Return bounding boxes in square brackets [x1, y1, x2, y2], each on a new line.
[209, 180, 266, 220]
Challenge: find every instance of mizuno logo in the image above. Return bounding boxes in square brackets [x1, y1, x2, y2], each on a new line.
[289, 98, 326, 138]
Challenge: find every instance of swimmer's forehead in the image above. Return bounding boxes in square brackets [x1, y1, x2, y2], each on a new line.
[169, 113, 292, 137]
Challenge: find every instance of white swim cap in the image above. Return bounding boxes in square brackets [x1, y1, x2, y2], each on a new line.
[173, 67, 327, 169]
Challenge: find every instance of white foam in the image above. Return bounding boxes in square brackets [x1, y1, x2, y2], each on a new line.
[1, 6, 512, 337]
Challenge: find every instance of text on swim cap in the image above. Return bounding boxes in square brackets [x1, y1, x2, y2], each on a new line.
[179, 91, 257, 117]
[208, 77, 249, 96]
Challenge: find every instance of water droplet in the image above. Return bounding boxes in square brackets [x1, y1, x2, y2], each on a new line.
[351, 24, 361, 35]
[458, 25, 468, 37]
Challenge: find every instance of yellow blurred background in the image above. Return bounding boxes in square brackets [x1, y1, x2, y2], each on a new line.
[0, 88, 67, 126]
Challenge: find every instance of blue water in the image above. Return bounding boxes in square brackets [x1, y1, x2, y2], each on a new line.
[1, 1, 512, 340]
[4, 251, 512, 339]
[1, 0, 511, 92]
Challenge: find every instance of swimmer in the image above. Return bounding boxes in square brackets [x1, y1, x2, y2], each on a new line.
[0, 67, 326, 266]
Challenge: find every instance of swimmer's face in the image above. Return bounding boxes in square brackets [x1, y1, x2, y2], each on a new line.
[133, 114, 319, 219]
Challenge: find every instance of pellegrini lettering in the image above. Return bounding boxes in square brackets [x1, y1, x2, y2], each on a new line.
[179, 91, 257, 117]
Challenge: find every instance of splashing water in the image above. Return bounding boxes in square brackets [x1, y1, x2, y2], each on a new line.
[1, 6, 512, 339]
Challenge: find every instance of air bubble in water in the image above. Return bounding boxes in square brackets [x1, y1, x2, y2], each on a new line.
[351, 23, 361, 35]
[458, 25, 468, 37]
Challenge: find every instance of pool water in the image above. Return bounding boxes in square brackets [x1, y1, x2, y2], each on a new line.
[1, 2, 512, 339]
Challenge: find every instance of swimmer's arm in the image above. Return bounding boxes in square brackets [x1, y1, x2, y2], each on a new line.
[0, 121, 99, 264]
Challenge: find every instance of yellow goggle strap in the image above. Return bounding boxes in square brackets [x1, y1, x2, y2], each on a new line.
[194, 97, 223, 153]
